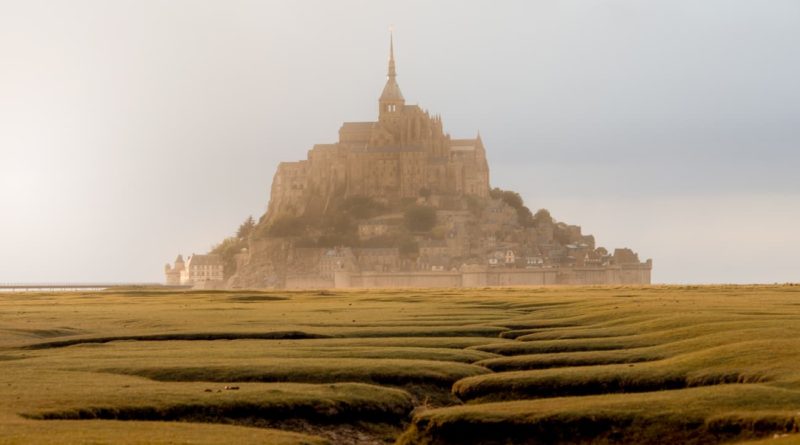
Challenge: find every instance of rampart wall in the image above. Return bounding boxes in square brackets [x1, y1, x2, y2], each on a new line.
[332, 261, 652, 289]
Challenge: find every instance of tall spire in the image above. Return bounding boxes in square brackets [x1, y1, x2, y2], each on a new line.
[379, 30, 405, 115]
[388, 31, 397, 79]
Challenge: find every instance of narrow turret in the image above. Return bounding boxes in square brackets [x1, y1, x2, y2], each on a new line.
[379, 32, 405, 119]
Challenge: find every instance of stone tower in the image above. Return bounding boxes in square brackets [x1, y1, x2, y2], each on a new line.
[260, 33, 491, 225]
[164, 254, 185, 285]
[379, 33, 405, 124]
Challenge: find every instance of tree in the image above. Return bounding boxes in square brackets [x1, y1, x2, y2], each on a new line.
[404, 205, 437, 232]
[465, 195, 485, 217]
[500, 190, 524, 210]
[533, 209, 553, 226]
[554, 224, 571, 245]
[516, 205, 534, 227]
[341, 196, 386, 219]
[490, 188, 535, 227]
[329, 213, 355, 235]
[267, 216, 308, 237]
[236, 216, 256, 239]
[399, 237, 419, 257]
[211, 236, 245, 279]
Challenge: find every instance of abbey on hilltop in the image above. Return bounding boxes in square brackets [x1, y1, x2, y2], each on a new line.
[266, 35, 489, 219]
[165, 35, 652, 289]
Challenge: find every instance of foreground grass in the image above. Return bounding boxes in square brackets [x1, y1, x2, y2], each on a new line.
[398, 384, 800, 445]
[101, 359, 488, 387]
[1, 285, 799, 444]
[739, 434, 800, 445]
[26, 339, 499, 363]
[15, 378, 414, 424]
[456, 338, 800, 401]
[0, 420, 327, 445]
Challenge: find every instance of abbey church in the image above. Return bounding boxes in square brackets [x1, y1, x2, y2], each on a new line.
[267, 35, 490, 222]
[166, 36, 652, 289]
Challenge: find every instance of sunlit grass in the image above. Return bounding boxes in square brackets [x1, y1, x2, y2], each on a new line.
[398, 384, 800, 445]
[1, 285, 799, 443]
[0, 420, 328, 445]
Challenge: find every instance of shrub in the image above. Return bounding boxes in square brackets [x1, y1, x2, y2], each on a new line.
[399, 237, 419, 257]
[210, 236, 245, 278]
[267, 216, 308, 237]
[534, 208, 553, 226]
[341, 196, 387, 219]
[404, 205, 437, 232]
[490, 188, 535, 227]
[465, 195, 485, 217]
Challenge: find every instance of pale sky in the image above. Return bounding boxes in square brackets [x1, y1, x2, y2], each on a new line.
[1, 0, 798, 284]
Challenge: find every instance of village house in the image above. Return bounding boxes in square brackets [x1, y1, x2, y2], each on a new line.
[357, 219, 391, 240]
[165, 254, 224, 287]
[487, 249, 518, 267]
[353, 247, 400, 272]
[419, 239, 449, 257]
[418, 255, 451, 272]
[164, 255, 184, 286]
[319, 248, 357, 279]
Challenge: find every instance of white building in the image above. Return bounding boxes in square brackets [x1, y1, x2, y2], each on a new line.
[165, 254, 224, 287]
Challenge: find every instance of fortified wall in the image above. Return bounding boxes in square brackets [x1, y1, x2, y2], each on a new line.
[278, 261, 653, 290]
[323, 261, 651, 289]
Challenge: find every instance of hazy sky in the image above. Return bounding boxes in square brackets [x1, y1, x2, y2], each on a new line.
[1, 0, 798, 284]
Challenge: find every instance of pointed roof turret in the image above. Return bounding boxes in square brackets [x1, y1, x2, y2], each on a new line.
[388, 32, 397, 78]
[380, 32, 404, 104]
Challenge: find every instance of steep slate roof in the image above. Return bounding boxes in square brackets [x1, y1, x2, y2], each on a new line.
[186, 254, 222, 266]
[365, 145, 425, 153]
[450, 138, 478, 151]
[340, 122, 376, 133]
[380, 78, 404, 102]
[354, 248, 400, 256]
[380, 33, 404, 102]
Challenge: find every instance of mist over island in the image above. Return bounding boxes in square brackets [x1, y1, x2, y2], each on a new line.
[2, 1, 799, 284]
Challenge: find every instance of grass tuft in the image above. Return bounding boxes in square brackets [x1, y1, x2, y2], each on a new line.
[23, 331, 330, 350]
[103, 358, 490, 387]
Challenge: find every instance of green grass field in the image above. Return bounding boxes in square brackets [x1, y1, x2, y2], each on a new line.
[1, 285, 799, 444]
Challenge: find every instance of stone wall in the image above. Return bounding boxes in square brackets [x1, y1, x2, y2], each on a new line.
[285, 275, 335, 289]
[343, 271, 463, 288]
[333, 261, 652, 289]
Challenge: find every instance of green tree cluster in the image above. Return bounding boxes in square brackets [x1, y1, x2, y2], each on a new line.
[211, 215, 257, 279]
[264, 216, 308, 237]
[340, 196, 387, 219]
[533, 208, 553, 226]
[490, 188, 535, 227]
[404, 205, 437, 232]
[236, 216, 255, 239]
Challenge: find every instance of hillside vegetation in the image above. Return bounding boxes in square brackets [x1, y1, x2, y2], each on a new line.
[1, 285, 799, 444]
